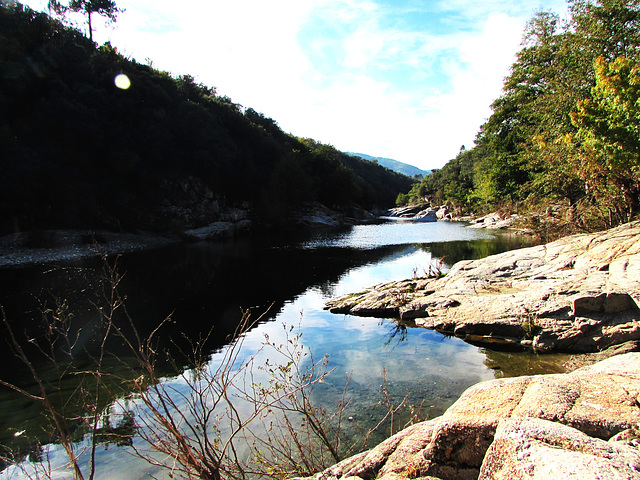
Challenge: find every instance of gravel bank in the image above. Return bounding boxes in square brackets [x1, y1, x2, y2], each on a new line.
[0, 230, 181, 268]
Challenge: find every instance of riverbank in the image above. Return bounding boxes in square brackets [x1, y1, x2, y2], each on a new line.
[389, 202, 594, 242]
[0, 203, 385, 268]
[313, 222, 640, 479]
[0, 229, 181, 268]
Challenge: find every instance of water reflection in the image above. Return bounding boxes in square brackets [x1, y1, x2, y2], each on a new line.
[0, 222, 544, 477]
[483, 349, 571, 378]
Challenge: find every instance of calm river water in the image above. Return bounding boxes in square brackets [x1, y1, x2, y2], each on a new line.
[0, 221, 571, 478]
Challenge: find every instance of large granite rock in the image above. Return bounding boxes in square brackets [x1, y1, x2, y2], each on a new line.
[292, 353, 640, 480]
[325, 221, 640, 352]
[480, 417, 640, 479]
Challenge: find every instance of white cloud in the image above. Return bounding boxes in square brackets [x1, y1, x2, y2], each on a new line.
[342, 23, 386, 68]
[19, 0, 568, 169]
[271, 7, 528, 168]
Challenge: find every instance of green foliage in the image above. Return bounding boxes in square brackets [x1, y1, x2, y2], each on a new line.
[396, 146, 483, 212]
[397, 0, 640, 228]
[61, 0, 121, 41]
[67, 0, 119, 21]
[573, 56, 640, 169]
[0, 3, 412, 234]
[570, 55, 640, 220]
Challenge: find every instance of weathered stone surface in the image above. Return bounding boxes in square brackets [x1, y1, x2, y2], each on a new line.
[387, 205, 439, 222]
[468, 213, 520, 230]
[479, 417, 640, 479]
[325, 221, 640, 353]
[293, 202, 344, 227]
[291, 353, 640, 480]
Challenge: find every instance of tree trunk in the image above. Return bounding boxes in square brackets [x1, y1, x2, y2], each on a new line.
[87, 10, 93, 42]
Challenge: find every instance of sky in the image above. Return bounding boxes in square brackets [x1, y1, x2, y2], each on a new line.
[22, 0, 568, 170]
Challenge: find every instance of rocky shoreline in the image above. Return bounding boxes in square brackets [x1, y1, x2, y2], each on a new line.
[325, 221, 640, 354]
[294, 353, 640, 480]
[0, 229, 182, 268]
[0, 203, 383, 268]
[308, 221, 640, 479]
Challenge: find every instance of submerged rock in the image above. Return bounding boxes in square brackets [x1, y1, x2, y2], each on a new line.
[325, 221, 640, 353]
[292, 353, 640, 480]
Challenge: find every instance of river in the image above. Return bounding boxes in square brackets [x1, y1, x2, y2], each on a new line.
[0, 221, 572, 478]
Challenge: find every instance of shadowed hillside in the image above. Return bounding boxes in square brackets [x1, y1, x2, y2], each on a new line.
[0, 3, 413, 234]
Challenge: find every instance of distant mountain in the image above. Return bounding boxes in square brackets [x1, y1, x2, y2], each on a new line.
[348, 153, 430, 178]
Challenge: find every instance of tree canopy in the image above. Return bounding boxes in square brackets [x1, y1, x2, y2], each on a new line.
[48, 0, 120, 41]
[399, 0, 640, 230]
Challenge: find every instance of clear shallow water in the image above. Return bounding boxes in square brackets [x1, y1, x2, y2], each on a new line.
[0, 221, 569, 478]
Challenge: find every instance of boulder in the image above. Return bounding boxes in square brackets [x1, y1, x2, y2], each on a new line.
[293, 202, 344, 227]
[468, 213, 518, 230]
[291, 353, 640, 480]
[436, 206, 449, 219]
[387, 205, 439, 222]
[415, 208, 438, 222]
[387, 205, 425, 218]
[325, 221, 640, 353]
[479, 417, 640, 479]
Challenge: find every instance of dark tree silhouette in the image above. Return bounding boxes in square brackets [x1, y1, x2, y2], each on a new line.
[68, 0, 120, 41]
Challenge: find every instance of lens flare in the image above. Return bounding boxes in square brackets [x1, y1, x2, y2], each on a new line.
[114, 73, 131, 90]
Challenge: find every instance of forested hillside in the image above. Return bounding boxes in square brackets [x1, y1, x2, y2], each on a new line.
[0, 3, 413, 235]
[399, 0, 640, 232]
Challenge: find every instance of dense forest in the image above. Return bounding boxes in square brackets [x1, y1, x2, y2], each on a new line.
[0, 2, 413, 235]
[398, 0, 640, 232]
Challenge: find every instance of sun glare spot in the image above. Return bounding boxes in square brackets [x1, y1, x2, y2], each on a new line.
[114, 73, 131, 90]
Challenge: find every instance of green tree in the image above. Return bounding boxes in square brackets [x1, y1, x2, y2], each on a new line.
[473, 11, 562, 204]
[67, 0, 120, 42]
[571, 55, 640, 221]
[569, 0, 640, 61]
[474, 1, 640, 212]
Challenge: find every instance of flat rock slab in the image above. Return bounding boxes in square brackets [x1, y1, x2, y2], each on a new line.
[292, 353, 640, 480]
[325, 221, 640, 352]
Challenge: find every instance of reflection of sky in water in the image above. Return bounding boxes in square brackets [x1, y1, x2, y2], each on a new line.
[252, 241, 496, 430]
[276, 281, 494, 403]
[177, 227, 497, 475]
[332, 249, 440, 297]
[0, 223, 515, 479]
[302, 221, 495, 250]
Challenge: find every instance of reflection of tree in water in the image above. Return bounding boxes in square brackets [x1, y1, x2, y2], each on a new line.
[93, 411, 136, 448]
[483, 349, 571, 378]
[422, 236, 535, 267]
[381, 319, 408, 347]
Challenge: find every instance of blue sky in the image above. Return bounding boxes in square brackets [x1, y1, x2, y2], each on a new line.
[21, 0, 568, 170]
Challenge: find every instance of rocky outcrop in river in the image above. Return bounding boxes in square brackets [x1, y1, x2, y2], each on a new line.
[325, 221, 640, 353]
[293, 353, 640, 480]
